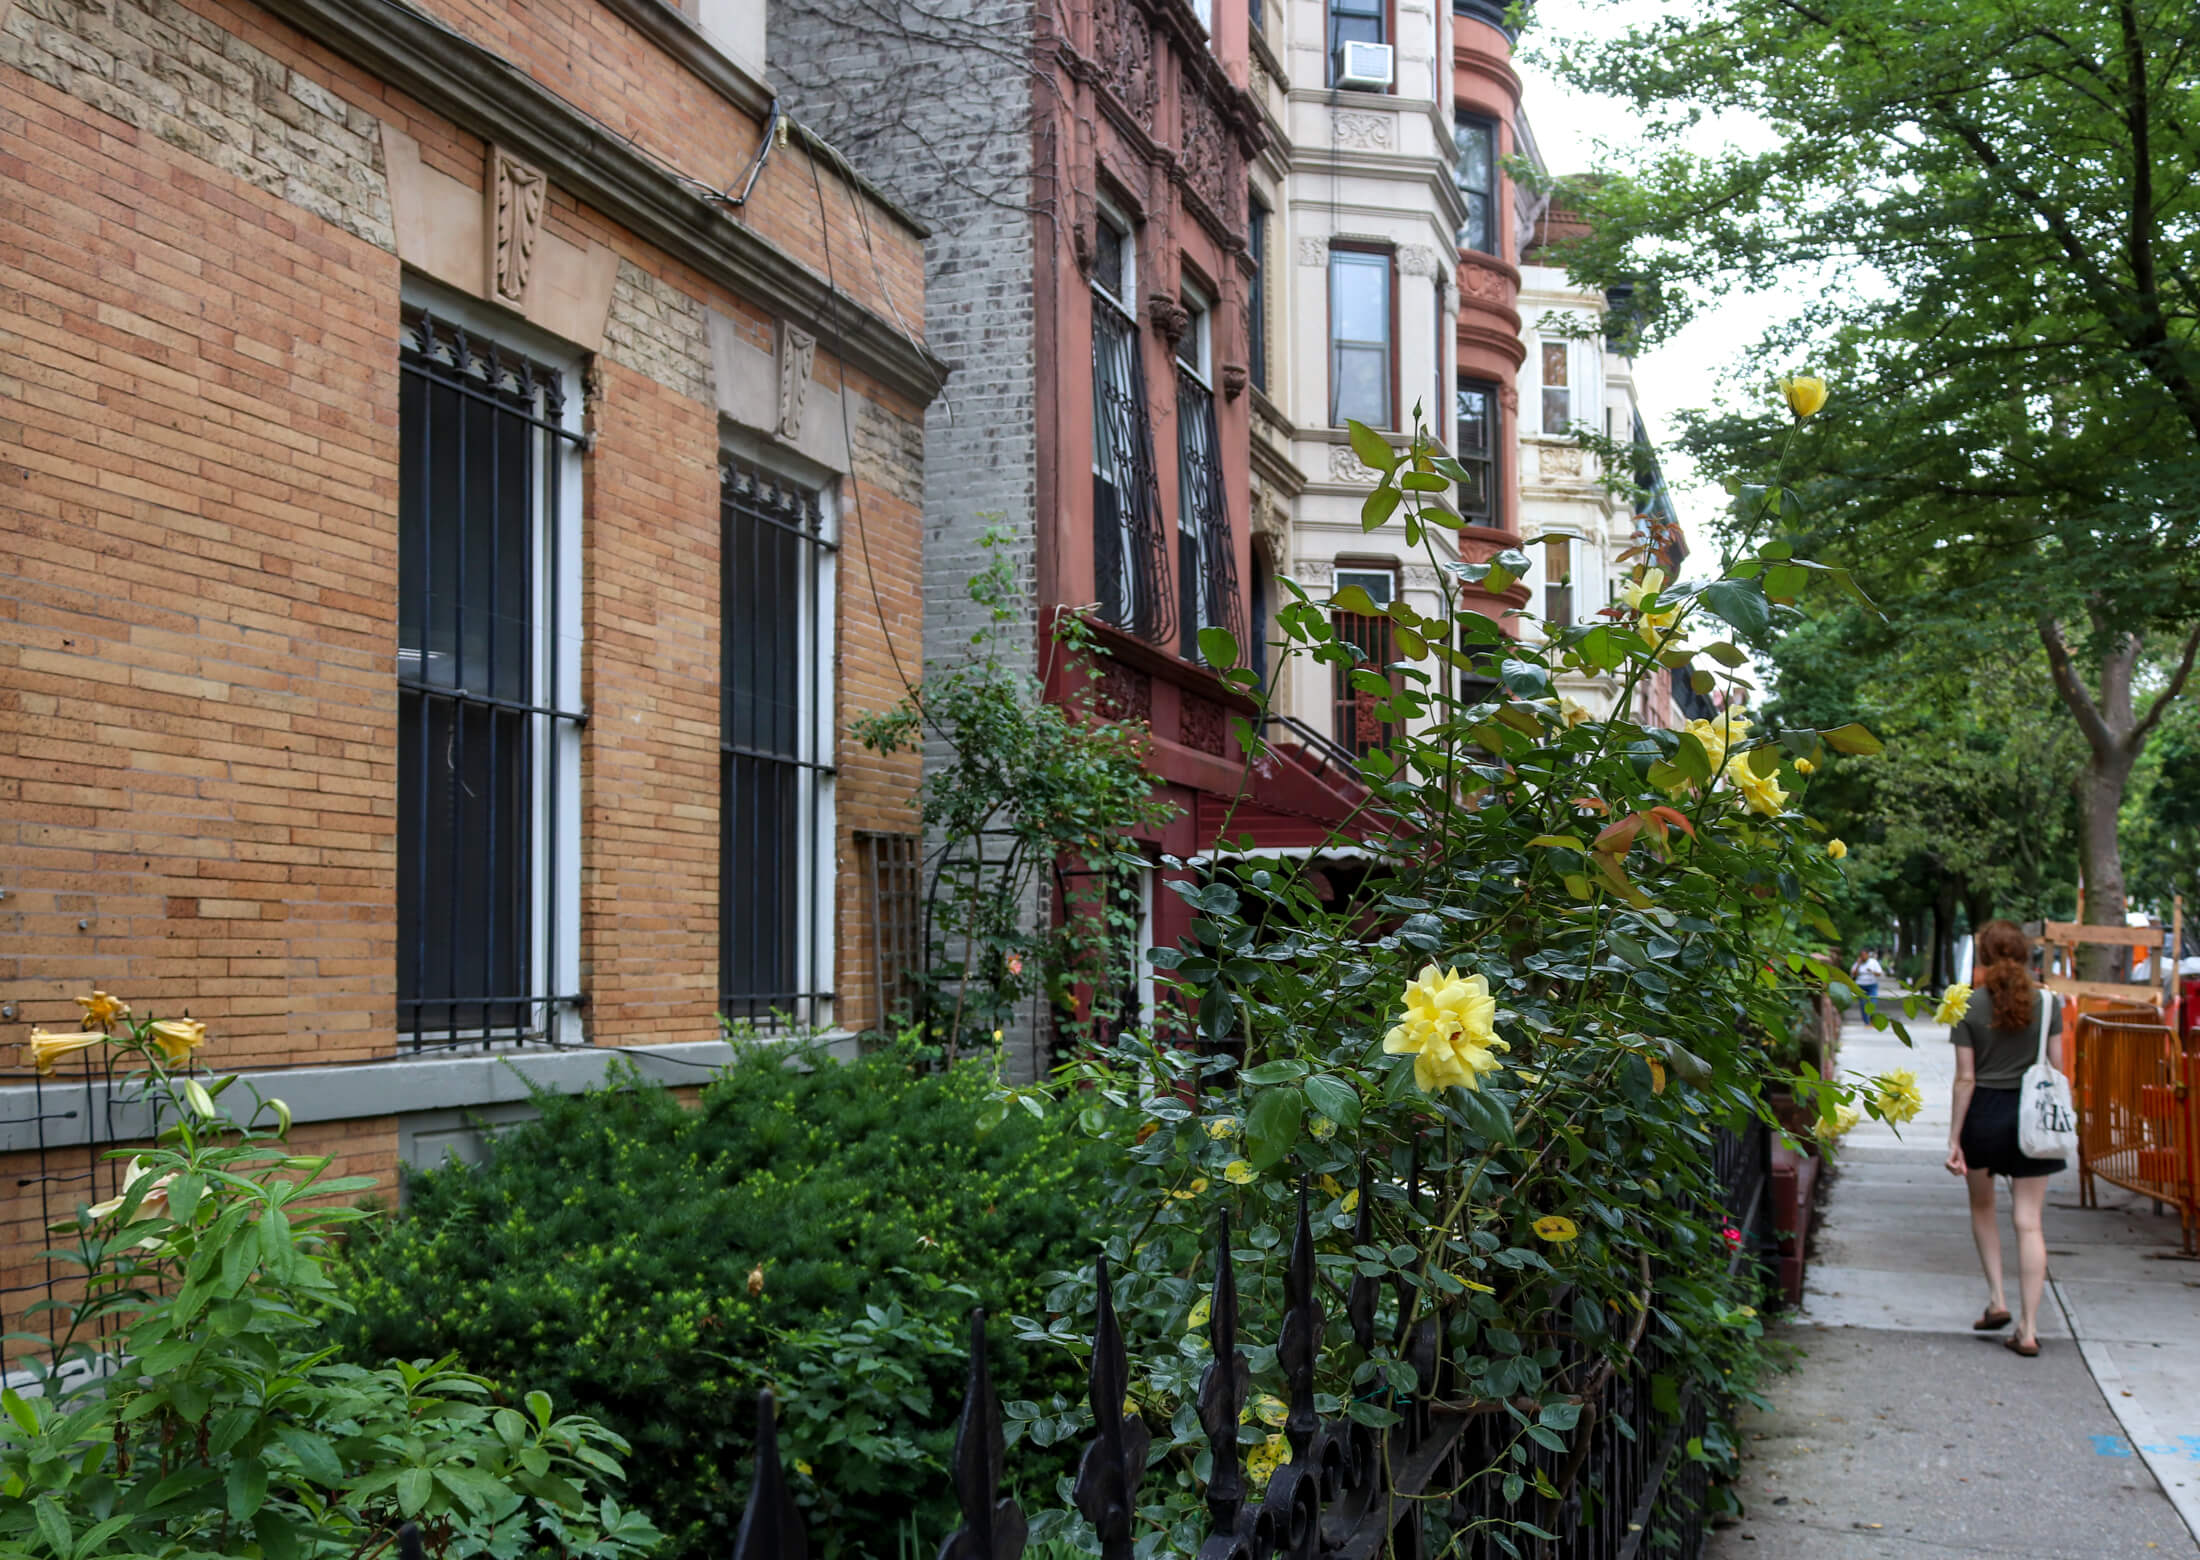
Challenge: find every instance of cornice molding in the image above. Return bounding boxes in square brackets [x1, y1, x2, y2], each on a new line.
[254, 0, 950, 407]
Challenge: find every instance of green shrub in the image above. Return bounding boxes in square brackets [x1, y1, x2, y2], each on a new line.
[2, 1005, 655, 1560]
[329, 1044, 1109, 1559]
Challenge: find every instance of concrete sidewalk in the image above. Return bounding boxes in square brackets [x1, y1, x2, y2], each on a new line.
[1708, 1010, 2200, 1558]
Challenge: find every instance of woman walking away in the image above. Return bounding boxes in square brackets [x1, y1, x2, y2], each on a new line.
[1944, 919, 2065, 1356]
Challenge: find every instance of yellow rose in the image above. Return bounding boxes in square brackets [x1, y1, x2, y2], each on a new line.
[76, 991, 130, 1028]
[147, 1018, 207, 1066]
[1723, 755, 1788, 817]
[1794, 757, 1815, 776]
[1933, 983, 1973, 1025]
[1558, 696, 1594, 728]
[1223, 1159, 1257, 1185]
[1682, 712, 1753, 774]
[1532, 1215, 1579, 1243]
[27, 1029, 106, 1075]
[1873, 1069, 1924, 1125]
[1619, 568, 1681, 651]
[1383, 965, 1508, 1094]
[1826, 838, 1848, 860]
[1780, 374, 1829, 418]
[1827, 1101, 1862, 1136]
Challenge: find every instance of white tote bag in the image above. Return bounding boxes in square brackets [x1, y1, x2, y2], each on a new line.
[2017, 992, 2079, 1161]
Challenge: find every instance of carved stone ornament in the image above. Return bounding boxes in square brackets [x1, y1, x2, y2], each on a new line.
[1459, 263, 1511, 303]
[1177, 79, 1237, 222]
[489, 146, 547, 308]
[1500, 384, 1520, 413]
[1219, 362, 1249, 400]
[1332, 110, 1392, 150]
[1538, 443, 1585, 478]
[1149, 292, 1190, 345]
[1096, 660, 1153, 726]
[1181, 696, 1228, 756]
[1328, 445, 1382, 484]
[1397, 244, 1441, 278]
[1296, 236, 1330, 267]
[776, 321, 817, 441]
[1094, 0, 1155, 124]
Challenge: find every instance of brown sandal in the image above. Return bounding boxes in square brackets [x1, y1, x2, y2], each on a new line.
[1973, 1308, 2012, 1331]
[2003, 1335, 2040, 1357]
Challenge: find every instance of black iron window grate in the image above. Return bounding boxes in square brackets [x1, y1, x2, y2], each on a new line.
[1175, 369, 1245, 660]
[721, 459, 835, 1030]
[859, 831, 923, 1028]
[1091, 298, 1175, 646]
[397, 310, 586, 1052]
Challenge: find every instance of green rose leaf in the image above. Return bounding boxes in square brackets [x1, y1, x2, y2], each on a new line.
[1245, 1085, 1305, 1171]
[1821, 722, 1884, 755]
[1348, 421, 1397, 473]
[1700, 578, 1773, 638]
[1302, 1073, 1362, 1129]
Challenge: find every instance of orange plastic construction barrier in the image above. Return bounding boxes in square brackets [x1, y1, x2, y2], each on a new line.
[2074, 1010, 2200, 1256]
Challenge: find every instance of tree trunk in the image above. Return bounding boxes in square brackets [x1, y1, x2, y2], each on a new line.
[1930, 877, 1960, 989]
[2039, 611, 2200, 981]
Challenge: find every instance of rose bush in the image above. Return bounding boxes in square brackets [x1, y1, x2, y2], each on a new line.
[1005, 407, 1919, 1554]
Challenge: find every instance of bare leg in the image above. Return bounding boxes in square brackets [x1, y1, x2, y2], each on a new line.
[2011, 1175, 2051, 1347]
[1967, 1169, 2006, 1316]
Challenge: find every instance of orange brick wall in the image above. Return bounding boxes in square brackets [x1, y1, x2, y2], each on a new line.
[0, 0, 928, 1069]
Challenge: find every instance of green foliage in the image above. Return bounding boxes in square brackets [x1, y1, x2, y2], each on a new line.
[999, 422, 1906, 1554]
[0, 1010, 653, 1560]
[853, 528, 1178, 1054]
[328, 1043, 1114, 1560]
[1539, 0, 2200, 937]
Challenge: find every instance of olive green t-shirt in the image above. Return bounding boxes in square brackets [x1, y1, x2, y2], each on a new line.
[1951, 985, 2060, 1089]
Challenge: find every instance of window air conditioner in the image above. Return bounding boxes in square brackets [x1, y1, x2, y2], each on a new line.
[1334, 41, 1394, 92]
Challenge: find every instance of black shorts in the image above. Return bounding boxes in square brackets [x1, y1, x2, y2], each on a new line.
[1960, 1085, 2066, 1178]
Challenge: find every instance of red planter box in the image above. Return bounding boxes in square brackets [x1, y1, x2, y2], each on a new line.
[1770, 1139, 1820, 1306]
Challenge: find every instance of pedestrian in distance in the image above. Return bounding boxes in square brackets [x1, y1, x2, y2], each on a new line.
[1851, 946, 1884, 1018]
[1944, 918, 2066, 1357]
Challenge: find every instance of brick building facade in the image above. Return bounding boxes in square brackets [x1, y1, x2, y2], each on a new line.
[0, 0, 942, 1343]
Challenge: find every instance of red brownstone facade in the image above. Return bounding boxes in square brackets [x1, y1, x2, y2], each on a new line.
[0, 0, 940, 1338]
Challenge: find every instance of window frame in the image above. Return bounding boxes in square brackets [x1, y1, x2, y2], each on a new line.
[1453, 114, 1498, 254]
[1327, 244, 1397, 431]
[1540, 338, 1572, 435]
[718, 450, 839, 1032]
[1090, 198, 1173, 644]
[394, 284, 585, 1052]
[1248, 194, 1270, 396]
[1452, 376, 1500, 525]
[1330, 563, 1403, 758]
[1326, 0, 1387, 87]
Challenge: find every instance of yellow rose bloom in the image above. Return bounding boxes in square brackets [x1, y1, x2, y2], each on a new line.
[1780, 375, 1829, 418]
[1619, 568, 1681, 651]
[76, 991, 130, 1028]
[28, 1029, 106, 1075]
[1383, 965, 1508, 1094]
[1933, 983, 1973, 1026]
[1794, 757, 1815, 776]
[1680, 712, 1753, 774]
[1723, 755, 1788, 817]
[1827, 838, 1848, 860]
[1558, 697, 1594, 729]
[1828, 1101, 1863, 1136]
[1223, 1159, 1257, 1185]
[147, 1017, 207, 1066]
[1873, 1069, 1924, 1125]
[1245, 1432, 1291, 1486]
[1532, 1215, 1579, 1244]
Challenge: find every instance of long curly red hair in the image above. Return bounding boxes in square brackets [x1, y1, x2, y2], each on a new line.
[1975, 919, 2036, 1030]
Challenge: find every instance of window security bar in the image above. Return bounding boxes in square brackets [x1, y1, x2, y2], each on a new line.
[720, 460, 836, 1031]
[1091, 301, 1176, 647]
[1174, 368, 1245, 660]
[397, 310, 587, 1051]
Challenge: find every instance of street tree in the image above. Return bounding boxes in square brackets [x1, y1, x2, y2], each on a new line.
[1544, 0, 2200, 954]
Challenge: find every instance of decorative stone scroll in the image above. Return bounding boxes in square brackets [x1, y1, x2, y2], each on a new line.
[1398, 244, 1442, 277]
[1094, 0, 1155, 124]
[1177, 78, 1235, 221]
[1295, 236, 1330, 267]
[1332, 109, 1393, 149]
[489, 146, 546, 308]
[1328, 444, 1382, 483]
[776, 322, 817, 441]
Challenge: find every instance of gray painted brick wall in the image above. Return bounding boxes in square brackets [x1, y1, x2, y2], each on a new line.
[771, 0, 1051, 1074]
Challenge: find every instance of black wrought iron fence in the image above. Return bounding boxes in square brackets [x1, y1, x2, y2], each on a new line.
[701, 1120, 1771, 1560]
